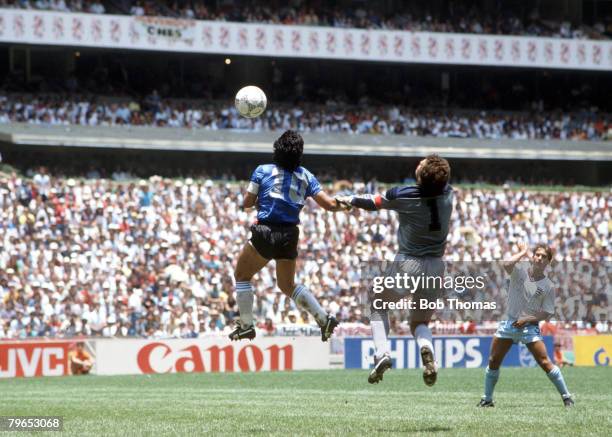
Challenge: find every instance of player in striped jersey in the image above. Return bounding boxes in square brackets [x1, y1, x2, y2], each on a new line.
[478, 242, 574, 407]
[230, 130, 346, 342]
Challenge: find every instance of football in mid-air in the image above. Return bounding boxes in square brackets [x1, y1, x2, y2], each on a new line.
[235, 85, 267, 118]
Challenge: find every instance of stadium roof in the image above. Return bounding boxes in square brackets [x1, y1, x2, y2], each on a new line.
[1, 124, 610, 161]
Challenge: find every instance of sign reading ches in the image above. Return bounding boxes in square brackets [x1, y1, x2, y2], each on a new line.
[95, 337, 329, 375]
[0, 9, 610, 71]
[344, 336, 554, 369]
[134, 16, 196, 44]
[0, 342, 70, 378]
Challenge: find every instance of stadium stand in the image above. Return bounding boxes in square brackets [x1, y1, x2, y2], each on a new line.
[0, 95, 609, 140]
[0, 4, 611, 431]
[0, 0, 609, 363]
[0, 170, 609, 339]
[2, 0, 610, 39]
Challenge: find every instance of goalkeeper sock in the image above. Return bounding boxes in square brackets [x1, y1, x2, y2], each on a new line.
[370, 308, 390, 359]
[547, 366, 570, 398]
[414, 324, 435, 357]
[483, 366, 500, 402]
[235, 281, 254, 327]
[292, 285, 327, 326]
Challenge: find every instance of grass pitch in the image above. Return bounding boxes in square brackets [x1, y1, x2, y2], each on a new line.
[1, 367, 610, 436]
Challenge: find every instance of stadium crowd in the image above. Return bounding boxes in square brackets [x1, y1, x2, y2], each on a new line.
[1, 95, 609, 141]
[1, 0, 610, 39]
[0, 168, 610, 340]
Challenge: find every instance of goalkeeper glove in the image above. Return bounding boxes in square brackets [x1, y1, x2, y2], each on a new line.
[335, 195, 353, 211]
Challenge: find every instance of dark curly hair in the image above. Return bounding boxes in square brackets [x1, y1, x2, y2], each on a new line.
[273, 130, 304, 172]
[417, 154, 451, 196]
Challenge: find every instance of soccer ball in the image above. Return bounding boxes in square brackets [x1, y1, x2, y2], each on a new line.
[235, 85, 267, 118]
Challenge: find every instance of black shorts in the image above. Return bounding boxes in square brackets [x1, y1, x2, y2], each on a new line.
[250, 223, 299, 260]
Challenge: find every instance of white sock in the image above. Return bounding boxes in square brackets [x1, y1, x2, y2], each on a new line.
[235, 281, 254, 327]
[292, 284, 327, 326]
[371, 319, 390, 359]
[414, 323, 434, 358]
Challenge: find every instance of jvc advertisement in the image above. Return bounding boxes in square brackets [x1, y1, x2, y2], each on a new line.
[345, 336, 554, 369]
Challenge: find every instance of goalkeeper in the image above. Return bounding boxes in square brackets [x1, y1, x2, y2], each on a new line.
[337, 155, 453, 386]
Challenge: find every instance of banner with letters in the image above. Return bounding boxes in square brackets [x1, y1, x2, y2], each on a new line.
[0, 9, 610, 71]
[133, 16, 196, 45]
[573, 335, 611, 367]
[0, 341, 73, 378]
[0, 337, 329, 377]
[95, 337, 329, 375]
[344, 336, 554, 369]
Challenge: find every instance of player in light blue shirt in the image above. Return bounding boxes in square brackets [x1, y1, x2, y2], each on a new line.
[230, 130, 346, 342]
[478, 242, 574, 408]
[248, 163, 322, 225]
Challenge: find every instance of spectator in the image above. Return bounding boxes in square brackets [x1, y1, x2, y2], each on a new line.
[69, 341, 94, 375]
[2, 0, 609, 40]
[88, 1, 104, 14]
[0, 171, 609, 340]
[595, 315, 609, 333]
[553, 343, 573, 368]
[459, 318, 477, 334]
[32, 166, 50, 202]
[0, 94, 608, 141]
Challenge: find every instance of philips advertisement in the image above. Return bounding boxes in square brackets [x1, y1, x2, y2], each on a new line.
[345, 336, 554, 369]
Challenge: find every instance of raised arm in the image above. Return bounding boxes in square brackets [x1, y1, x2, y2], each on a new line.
[503, 242, 529, 274]
[313, 191, 346, 212]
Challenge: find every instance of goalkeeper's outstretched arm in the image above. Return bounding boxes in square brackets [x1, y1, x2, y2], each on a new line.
[336, 193, 387, 211]
[313, 191, 347, 212]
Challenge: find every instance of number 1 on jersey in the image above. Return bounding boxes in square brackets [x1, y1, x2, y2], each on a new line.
[427, 198, 441, 231]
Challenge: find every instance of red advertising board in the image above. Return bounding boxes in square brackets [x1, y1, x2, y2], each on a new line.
[0, 342, 72, 378]
[0, 337, 329, 377]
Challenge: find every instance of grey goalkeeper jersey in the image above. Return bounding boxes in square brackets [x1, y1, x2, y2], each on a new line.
[353, 185, 453, 257]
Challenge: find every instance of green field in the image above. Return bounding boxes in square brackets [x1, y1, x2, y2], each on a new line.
[1, 368, 610, 436]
